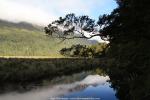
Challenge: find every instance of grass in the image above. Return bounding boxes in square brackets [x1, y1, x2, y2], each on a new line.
[0, 27, 59, 56]
[0, 27, 91, 57]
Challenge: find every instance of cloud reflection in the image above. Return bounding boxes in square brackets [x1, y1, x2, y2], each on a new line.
[0, 75, 109, 100]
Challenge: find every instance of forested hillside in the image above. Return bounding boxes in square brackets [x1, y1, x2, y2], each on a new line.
[0, 20, 93, 57]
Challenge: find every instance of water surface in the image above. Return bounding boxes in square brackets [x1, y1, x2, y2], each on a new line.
[0, 72, 117, 100]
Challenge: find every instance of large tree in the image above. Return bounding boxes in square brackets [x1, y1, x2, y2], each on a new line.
[98, 0, 150, 43]
[44, 13, 102, 40]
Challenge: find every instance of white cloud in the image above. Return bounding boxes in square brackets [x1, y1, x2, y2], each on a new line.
[54, 0, 90, 14]
[0, 0, 57, 25]
[0, 0, 116, 25]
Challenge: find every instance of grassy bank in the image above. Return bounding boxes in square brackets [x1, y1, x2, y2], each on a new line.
[0, 58, 101, 84]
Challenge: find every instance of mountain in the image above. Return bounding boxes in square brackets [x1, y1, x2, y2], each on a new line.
[0, 19, 43, 31]
[89, 40, 99, 44]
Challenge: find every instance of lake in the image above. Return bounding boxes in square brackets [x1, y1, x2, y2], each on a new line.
[0, 71, 118, 100]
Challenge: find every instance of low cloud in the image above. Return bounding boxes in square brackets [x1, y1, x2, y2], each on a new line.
[0, 0, 117, 26]
[0, 0, 57, 25]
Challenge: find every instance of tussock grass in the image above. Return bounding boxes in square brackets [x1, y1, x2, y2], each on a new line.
[0, 27, 59, 56]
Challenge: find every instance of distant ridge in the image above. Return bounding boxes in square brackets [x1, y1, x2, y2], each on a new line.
[0, 19, 43, 31]
[89, 40, 99, 44]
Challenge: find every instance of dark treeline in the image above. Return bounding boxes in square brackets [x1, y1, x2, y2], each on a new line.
[60, 43, 107, 58]
[0, 58, 101, 84]
[98, 0, 150, 100]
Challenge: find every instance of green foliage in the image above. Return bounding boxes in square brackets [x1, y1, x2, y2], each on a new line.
[98, 0, 150, 43]
[60, 43, 107, 58]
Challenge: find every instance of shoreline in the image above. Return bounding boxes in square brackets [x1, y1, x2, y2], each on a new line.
[0, 57, 102, 84]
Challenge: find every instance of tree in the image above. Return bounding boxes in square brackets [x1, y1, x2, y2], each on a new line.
[97, 0, 150, 100]
[98, 0, 150, 43]
[59, 44, 107, 58]
[44, 13, 101, 40]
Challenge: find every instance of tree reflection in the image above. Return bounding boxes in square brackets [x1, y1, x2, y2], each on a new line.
[104, 58, 150, 100]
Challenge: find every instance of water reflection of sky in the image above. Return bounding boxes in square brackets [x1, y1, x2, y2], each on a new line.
[63, 83, 117, 100]
[0, 74, 117, 100]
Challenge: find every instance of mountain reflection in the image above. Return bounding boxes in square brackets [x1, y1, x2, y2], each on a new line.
[0, 73, 116, 100]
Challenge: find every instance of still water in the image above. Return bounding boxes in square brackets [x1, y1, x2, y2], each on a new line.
[0, 72, 117, 100]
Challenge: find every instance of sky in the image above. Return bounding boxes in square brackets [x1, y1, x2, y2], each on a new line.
[0, 0, 117, 26]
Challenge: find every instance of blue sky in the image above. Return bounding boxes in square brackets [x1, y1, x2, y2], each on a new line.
[0, 0, 117, 26]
